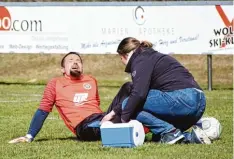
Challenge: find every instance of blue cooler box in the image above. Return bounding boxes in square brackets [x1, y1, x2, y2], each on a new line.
[100, 120, 145, 148]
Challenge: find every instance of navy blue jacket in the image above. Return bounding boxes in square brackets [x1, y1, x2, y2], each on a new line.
[121, 47, 201, 122]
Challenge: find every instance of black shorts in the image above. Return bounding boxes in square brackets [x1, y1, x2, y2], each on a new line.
[75, 113, 105, 141]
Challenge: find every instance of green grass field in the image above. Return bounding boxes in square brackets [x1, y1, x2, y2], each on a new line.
[0, 83, 232, 159]
[0, 54, 233, 158]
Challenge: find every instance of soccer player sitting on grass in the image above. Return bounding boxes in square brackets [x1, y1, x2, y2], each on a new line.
[9, 52, 113, 143]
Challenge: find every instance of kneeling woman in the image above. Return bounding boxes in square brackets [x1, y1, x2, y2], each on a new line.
[101, 37, 210, 144]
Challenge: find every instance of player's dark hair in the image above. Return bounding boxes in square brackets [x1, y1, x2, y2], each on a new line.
[61, 52, 82, 67]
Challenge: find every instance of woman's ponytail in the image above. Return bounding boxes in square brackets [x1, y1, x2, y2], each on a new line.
[140, 41, 153, 48]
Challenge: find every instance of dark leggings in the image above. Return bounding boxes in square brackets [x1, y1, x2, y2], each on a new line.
[76, 113, 104, 141]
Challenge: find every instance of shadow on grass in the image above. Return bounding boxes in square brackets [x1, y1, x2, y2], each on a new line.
[35, 137, 78, 142]
[35, 137, 103, 143]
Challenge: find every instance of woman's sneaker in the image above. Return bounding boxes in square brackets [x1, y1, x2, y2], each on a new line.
[161, 129, 185, 144]
[191, 125, 211, 144]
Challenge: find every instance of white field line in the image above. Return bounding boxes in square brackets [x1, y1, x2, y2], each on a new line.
[207, 96, 233, 100]
[47, 117, 60, 120]
[0, 93, 42, 97]
[0, 100, 40, 103]
[0, 116, 59, 120]
[0, 93, 42, 102]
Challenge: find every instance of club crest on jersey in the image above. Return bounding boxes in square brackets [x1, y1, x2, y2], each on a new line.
[73, 93, 88, 106]
[83, 83, 92, 90]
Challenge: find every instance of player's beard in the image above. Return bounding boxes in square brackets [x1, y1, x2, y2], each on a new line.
[70, 69, 82, 77]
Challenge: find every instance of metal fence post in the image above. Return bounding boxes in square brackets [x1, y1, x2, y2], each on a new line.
[207, 54, 213, 91]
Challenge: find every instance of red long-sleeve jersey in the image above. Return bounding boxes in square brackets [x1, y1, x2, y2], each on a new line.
[39, 75, 103, 134]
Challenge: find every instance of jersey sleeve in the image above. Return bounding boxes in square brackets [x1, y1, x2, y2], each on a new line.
[39, 78, 57, 112]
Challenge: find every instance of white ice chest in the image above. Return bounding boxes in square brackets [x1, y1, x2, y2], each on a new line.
[100, 120, 145, 148]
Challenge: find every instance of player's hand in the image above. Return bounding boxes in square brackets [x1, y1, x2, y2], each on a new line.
[8, 136, 32, 144]
[101, 110, 116, 125]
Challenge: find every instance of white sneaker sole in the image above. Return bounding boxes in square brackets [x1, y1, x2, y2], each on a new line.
[193, 126, 211, 144]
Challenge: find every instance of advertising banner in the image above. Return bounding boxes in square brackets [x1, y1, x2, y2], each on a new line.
[0, 5, 233, 54]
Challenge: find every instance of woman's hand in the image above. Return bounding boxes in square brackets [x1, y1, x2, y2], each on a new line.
[100, 110, 116, 125]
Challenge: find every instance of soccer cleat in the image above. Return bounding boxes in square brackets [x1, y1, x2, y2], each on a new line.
[161, 129, 185, 144]
[191, 125, 211, 144]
